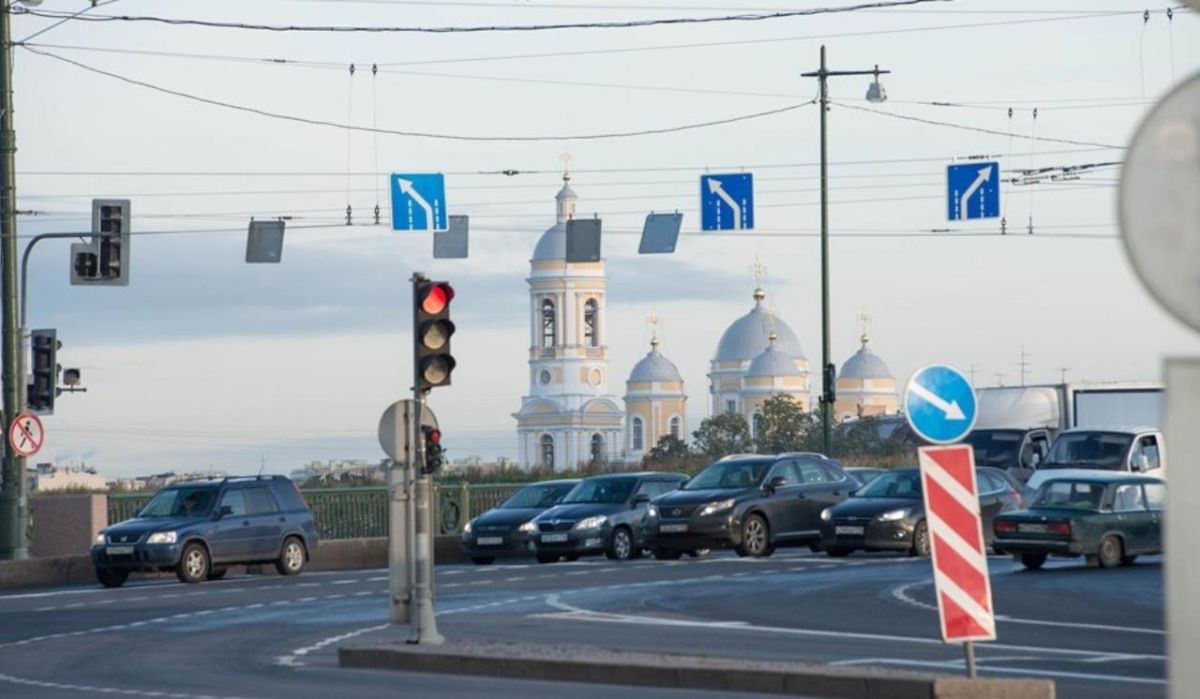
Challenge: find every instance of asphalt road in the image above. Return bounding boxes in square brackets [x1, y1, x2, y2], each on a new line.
[0, 549, 1164, 699]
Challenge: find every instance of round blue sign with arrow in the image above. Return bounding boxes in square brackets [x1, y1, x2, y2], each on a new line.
[903, 364, 978, 445]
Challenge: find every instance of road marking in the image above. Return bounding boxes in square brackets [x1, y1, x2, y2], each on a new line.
[830, 658, 1165, 686]
[275, 623, 389, 668]
[0, 672, 259, 699]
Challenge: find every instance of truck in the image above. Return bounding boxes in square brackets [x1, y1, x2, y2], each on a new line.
[962, 382, 1162, 483]
[1025, 425, 1166, 490]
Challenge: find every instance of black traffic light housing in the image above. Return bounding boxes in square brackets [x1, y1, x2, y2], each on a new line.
[413, 278, 456, 391]
[823, 362, 837, 404]
[421, 425, 444, 475]
[28, 329, 61, 413]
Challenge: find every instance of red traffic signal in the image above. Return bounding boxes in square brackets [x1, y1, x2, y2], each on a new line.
[414, 278, 457, 391]
[419, 282, 454, 315]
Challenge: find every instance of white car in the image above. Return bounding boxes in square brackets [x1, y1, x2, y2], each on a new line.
[1026, 426, 1165, 491]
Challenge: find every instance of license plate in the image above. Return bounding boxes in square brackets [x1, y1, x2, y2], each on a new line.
[660, 523, 688, 533]
[107, 546, 134, 555]
[541, 533, 568, 543]
[835, 526, 864, 536]
[476, 537, 503, 546]
[1018, 523, 1049, 534]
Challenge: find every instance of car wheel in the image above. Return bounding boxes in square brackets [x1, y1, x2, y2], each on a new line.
[687, 549, 710, 558]
[95, 568, 129, 588]
[652, 548, 683, 560]
[808, 542, 825, 553]
[206, 568, 228, 581]
[910, 520, 931, 557]
[1121, 554, 1139, 566]
[176, 542, 210, 584]
[605, 527, 634, 561]
[563, 554, 580, 562]
[1020, 553, 1047, 570]
[536, 553, 560, 564]
[825, 547, 852, 558]
[470, 557, 495, 565]
[275, 537, 307, 576]
[735, 514, 771, 558]
[1097, 536, 1123, 569]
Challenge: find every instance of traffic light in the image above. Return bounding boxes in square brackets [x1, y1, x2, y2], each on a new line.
[421, 425, 444, 475]
[72, 199, 130, 285]
[28, 329, 61, 413]
[823, 362, 837, 404]
[413, 279, 456, 391]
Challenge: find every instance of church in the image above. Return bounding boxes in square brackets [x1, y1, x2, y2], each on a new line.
[514, 174, 898, 471]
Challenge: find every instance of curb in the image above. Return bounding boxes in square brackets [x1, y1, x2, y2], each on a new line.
[338, 641, 1054, 699]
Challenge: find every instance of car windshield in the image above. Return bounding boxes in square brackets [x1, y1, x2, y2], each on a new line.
[561, 477, 636, 504]
[138, 486, 217, 517]
[963, 430, 1024, 468]
[1032, 480, 1105, 510]
[854, 471, 922, 499]
[501, 483, 576, 509]
[684, 459, 773, 490]
[1042, 432, 1132, 470]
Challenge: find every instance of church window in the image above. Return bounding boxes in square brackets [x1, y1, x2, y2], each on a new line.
[539, 434, 555, 467]
[753, 413, 764, 441]
[584, 298, 599, 347]
[590, 433, 606, 464]
[669, 416, 681, 439]
[541, 299, 556, 348]
[725, 399, 736, 414]
[632, 417, 644, 451]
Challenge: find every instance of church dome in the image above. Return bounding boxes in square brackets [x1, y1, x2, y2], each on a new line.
[531, 179, 577, 261]
[714, 289, 805, 362]
[746, 339, 803, 379]
[628, 342, 683, 383]
[841, 343, 893, 380]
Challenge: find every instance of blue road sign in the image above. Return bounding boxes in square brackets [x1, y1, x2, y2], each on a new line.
[903, 364, 978, 445]
[390, 173, 448, 231]
[700, 173, 754, 231]
[947, 162, 999, 221]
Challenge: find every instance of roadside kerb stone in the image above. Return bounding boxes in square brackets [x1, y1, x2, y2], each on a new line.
[338, 639, 1054, 699]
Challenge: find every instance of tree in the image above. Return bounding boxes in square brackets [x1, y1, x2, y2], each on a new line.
[756, 394, 816, 454]
[643, 434, 689, 465]
[692, 412, 753, 459]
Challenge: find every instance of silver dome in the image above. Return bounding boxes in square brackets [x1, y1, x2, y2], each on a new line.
[532, 222, 566, 261]
[714, 297, 805, 362]
[840, 344, 893, 380]
[628, 346, 683, 383]
[746, 343, 803, 378]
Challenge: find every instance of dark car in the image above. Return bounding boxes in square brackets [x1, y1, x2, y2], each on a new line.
[91, 476, 319, 588]
[531, 472, 686, 563]
[460, 479, 579, 565]
[820, 466, 1024, 557]
[993, 473, 1164, 570]
[645, 453, 855, 558]
[845, 467, 886, 487]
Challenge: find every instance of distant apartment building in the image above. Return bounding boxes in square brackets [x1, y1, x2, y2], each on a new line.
[33, 463, 108, 492]
[291, 459, 385, 484]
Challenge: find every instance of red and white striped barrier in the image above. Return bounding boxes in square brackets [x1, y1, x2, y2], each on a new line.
[918, 444, 996, 643]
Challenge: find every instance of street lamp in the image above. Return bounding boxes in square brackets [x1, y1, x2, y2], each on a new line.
[800, 46, 891, 456]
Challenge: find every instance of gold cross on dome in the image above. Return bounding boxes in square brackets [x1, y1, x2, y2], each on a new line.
[749, 255, 767, 288]
[766, 306, 779, 340]
[559, 151, 573, 182]
[646, 311, 661, 346]
[857, 308, 872, 345]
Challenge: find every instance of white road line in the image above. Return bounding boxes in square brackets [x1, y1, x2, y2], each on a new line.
[830, 658, 1164, 686]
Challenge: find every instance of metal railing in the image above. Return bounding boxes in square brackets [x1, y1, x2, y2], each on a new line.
[106, 483, 524, 540]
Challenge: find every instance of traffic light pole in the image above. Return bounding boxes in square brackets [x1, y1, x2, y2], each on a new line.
[0, 4, 25, 560]
[408, 272, 442, 645]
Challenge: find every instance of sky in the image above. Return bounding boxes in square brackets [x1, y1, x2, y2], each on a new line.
[10, 0, 1200, 477]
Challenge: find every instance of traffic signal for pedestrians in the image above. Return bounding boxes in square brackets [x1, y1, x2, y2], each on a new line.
[421, 426, 444, 475]
[28, 329, 61, 413]
[413, 279, 456, 391]
[72, 199, 130, 285]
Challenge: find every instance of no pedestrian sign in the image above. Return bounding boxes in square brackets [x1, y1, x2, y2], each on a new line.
[9, 413, 44, 458]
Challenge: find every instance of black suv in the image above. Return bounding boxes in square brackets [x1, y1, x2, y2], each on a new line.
[531, 472, 687, 562]
[91, 476, 319, 587]
[645, 453, 855, 558]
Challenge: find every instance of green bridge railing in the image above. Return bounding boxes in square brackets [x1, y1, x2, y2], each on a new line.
[107, 482, 523, 541]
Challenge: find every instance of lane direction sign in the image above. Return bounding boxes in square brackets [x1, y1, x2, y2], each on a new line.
[904, 364, 977, 444]
[947, 162, 999, 221]
[918, 444, 997, 644]
[390, 173, 448, 232]
[9, 412, 44, 458]
[700, 173, 754, 231]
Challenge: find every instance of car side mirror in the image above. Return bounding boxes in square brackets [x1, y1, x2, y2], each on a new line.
[1133, 454, 1149, 472]
[215, 505, 233, 519]
[1029, 452, 1041, 469]
[633, 494, 651, 508]
[764, 476, 787, 494]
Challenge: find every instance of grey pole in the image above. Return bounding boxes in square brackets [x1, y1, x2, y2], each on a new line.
[964, 640, 977, 678]
[408, 272, 442, 645]
[0, 2, 26, 560]
[386, 404, 412, 625]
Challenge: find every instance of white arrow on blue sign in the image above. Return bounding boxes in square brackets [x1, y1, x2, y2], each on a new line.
[903, 364, 978, 445]
[700, 173, 754, 231]
[947, 162, 999, 221]
[391, 173, 448, 231]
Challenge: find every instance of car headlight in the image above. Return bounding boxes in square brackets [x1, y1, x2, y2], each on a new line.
[820, 508, 832, 522]
[574, 515, 607, 530]
[877, 509, 909, 522]
[647, 505, 658, 518]
[463, 520, 473, 534]
[698, 498, 736, 517]
[94, 532, 106, 545]
[518, 521, 536, 533]
[146, 531, 177, 544]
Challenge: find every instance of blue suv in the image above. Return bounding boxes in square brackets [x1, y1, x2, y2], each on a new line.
[91, 476, 319, 587]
